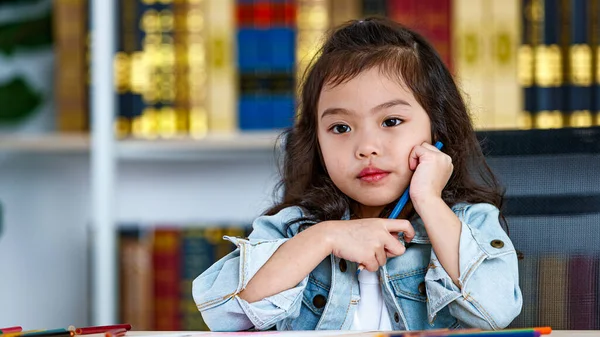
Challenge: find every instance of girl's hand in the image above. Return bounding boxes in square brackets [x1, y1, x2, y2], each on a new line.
[408, 142, 453, 208]
[323, 218, 415, 272]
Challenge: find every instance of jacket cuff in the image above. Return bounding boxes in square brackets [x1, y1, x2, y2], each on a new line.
[236, 278, 308, 330]
[225, 236, 309, 330]
[424, 219, 486, 324]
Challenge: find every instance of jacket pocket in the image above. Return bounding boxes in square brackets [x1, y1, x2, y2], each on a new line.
[302, 276, 330, 316]
[390, 267, 428, 302]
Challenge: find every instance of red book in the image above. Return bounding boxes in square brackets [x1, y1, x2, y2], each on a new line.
[152, 228, 182, 331]
[236, 2, 254, 27]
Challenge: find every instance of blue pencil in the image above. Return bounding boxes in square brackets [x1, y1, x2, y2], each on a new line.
[386, 329, 541, 337]
[388, 141, 444, 219]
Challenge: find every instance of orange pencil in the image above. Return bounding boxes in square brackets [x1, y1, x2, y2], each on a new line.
[2, 330, 44, 337]
[0, 327, 23, 334]
[104, 329, 126, 337]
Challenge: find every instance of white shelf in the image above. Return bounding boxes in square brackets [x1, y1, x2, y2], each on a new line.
[0, 133, 89, 153]
[117, 131, 282, 160]
[0, 132, 283, 159]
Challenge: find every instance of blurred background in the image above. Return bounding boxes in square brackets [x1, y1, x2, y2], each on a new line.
[1, 0, 600, 333]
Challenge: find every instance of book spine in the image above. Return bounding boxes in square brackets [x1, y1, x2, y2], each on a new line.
[387, 0, 418, 29]
[452, 0, 490, 129]
[155, 2, 177, 138]
[297, 0, 329, 82]
[118, 227, 153, 330]
[206, 0, 237, 133]
[329, 0, 360, 26]
[563, 0, 593, 127]
[131, 1, 161, 138]
[175, 0, 209, 137]
[152, 228, 182, 331]
[490, 0, 521, 129]
[270, 0, 297, 129]
[115, 0, 141, 138]
[567, 255, 599, 329]
[538, 254, 568, 329]
[237, 0, 258, 130]
[362, 0, 387, 17]
[519, 0, 537, 129]
[421, 0, 452, 71]
[53, 0, 88, 132]
[590, 0, 600, 126]
[180, 228, 215, 331]
[533, 0, 564, 128]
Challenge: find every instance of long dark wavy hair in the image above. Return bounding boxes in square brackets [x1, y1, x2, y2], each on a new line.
[266, 17, 506, 230]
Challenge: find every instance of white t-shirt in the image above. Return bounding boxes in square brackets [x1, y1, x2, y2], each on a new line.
[350, 270, 393, 331]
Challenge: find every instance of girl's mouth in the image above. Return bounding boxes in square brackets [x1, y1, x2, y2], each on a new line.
[357, 167, 390, 182]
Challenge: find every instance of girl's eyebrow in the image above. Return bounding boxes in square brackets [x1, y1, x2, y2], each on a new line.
[320, 99, 412, 120]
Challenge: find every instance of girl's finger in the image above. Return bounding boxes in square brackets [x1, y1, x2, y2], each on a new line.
[384, 234, 406, 257]
[384, 220, 416, 242]
[375, 247, 387, 266]
[408, 145, 428, 171]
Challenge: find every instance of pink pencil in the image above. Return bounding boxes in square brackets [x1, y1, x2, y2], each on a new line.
[0, 327, 23, 334]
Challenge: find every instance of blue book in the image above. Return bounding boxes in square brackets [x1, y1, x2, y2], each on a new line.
[564, 0, 593, 127]
[533, 0, 564, 129]
[520, 0, 536, 129]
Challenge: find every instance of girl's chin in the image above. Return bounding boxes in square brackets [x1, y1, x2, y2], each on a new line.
[355, 199, 397, 209]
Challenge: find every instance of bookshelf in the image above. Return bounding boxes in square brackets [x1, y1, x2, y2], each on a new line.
[0, 134, 89, 153]
[74, 0, 600, 329]
[117, 132, 281, 161]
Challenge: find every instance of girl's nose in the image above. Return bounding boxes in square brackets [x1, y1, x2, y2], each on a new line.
[357, 149, 379, 159]
[355, 137, 380, 159]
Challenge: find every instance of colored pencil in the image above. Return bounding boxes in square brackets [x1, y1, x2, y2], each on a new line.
[0, 328, 23, 334]
[104, 329, 126, 337]
[75, 324, 131, 335]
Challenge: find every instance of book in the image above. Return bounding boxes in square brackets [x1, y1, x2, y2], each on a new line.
[562, 0, 594, 127]
[119, 227, 153, 330]
[490, 0, 521, 130]
[329, 0, 360, 27]
[53, 0, 88, 132]
[537, 254, 568, 329]
[115, 0, 142, 138]
[518, 0, 536, 129]
[590, 0, 600, 126]
[567, 254, 598, 329]
[533, 0, 564, 129]
[173, 0, 209, 137]
[180, 228, 215, 331]
[206, 0, 237, 134]
[452, 0, 491, 129]
[153, 227, 182, 331]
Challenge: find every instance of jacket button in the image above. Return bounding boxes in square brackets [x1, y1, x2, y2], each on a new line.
[312, 294, 327, 308]
[394, 312, 400, 323]
[339, 259, 347, 272]
[490, 239, 504, 248]
[418, 281, 426, 294]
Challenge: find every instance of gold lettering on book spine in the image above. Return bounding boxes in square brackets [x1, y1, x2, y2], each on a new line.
[570, 44, 592, 85]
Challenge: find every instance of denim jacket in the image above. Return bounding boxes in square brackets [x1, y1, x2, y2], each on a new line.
[192, 203, 522, 332]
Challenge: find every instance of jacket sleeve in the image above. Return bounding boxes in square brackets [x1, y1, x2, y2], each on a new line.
[424, 203, 523, 330]
[192, 207, 309, 331]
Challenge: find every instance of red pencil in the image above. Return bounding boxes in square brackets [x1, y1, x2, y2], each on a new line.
[104, 329, 126, 337]
[74, 324, 131, 335]
[0, 327, 23, 334]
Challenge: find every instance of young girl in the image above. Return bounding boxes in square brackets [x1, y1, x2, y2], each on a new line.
[193, 17, 522, 332]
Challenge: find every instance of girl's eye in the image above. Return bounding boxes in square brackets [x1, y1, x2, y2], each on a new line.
[383, 118, 402, 127]
[331, 124, 351, 134]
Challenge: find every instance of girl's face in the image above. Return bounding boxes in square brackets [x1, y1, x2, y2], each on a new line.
[317, 67, 432, 218]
